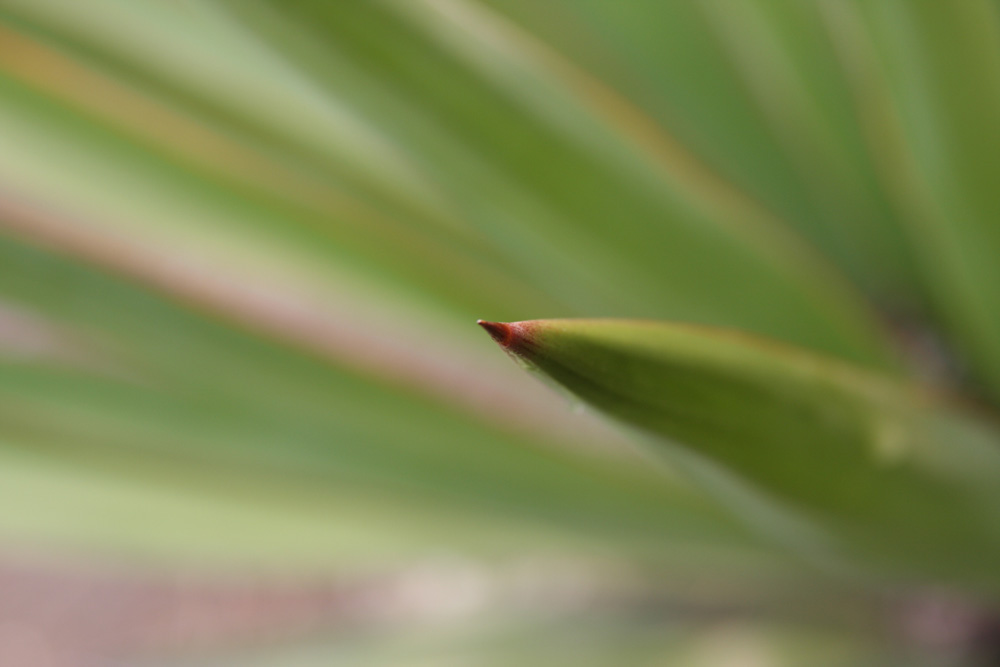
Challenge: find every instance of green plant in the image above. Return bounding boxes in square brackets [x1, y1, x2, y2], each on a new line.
[1, 0, 999, 663]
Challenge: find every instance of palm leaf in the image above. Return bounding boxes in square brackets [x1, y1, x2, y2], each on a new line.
[481, 318, 1000, 590]
[0, 0, 999, 662]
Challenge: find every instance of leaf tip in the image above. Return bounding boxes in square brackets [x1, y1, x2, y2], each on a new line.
[477, 319, 513, 346]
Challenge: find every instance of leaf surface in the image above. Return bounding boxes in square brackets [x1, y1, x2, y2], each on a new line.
[483, 318, 1000, 589]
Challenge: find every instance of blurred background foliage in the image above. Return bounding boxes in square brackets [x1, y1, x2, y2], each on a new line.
[0, 0, 999, 664]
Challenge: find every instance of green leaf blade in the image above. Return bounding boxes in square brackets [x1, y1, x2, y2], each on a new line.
[483, 318, 1000, 590]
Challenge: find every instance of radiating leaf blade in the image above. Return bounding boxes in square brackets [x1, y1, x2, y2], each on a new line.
[483, 318, 1000, 589]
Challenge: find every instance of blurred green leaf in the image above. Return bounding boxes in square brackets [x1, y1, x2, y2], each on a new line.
[840, 0, 1000, 402]
[0, 0, 910, 573]
[0, 234, 774, 571]
[488, 0, 925, 307]
[0, 0, 901, 367]
[1, 0, 1000, 659]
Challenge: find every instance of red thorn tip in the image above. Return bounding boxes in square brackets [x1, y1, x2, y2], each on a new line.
[477, 320, 513, 346]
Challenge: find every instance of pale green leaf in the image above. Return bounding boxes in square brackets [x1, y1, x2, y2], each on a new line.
[843, 0, 1000, 400]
